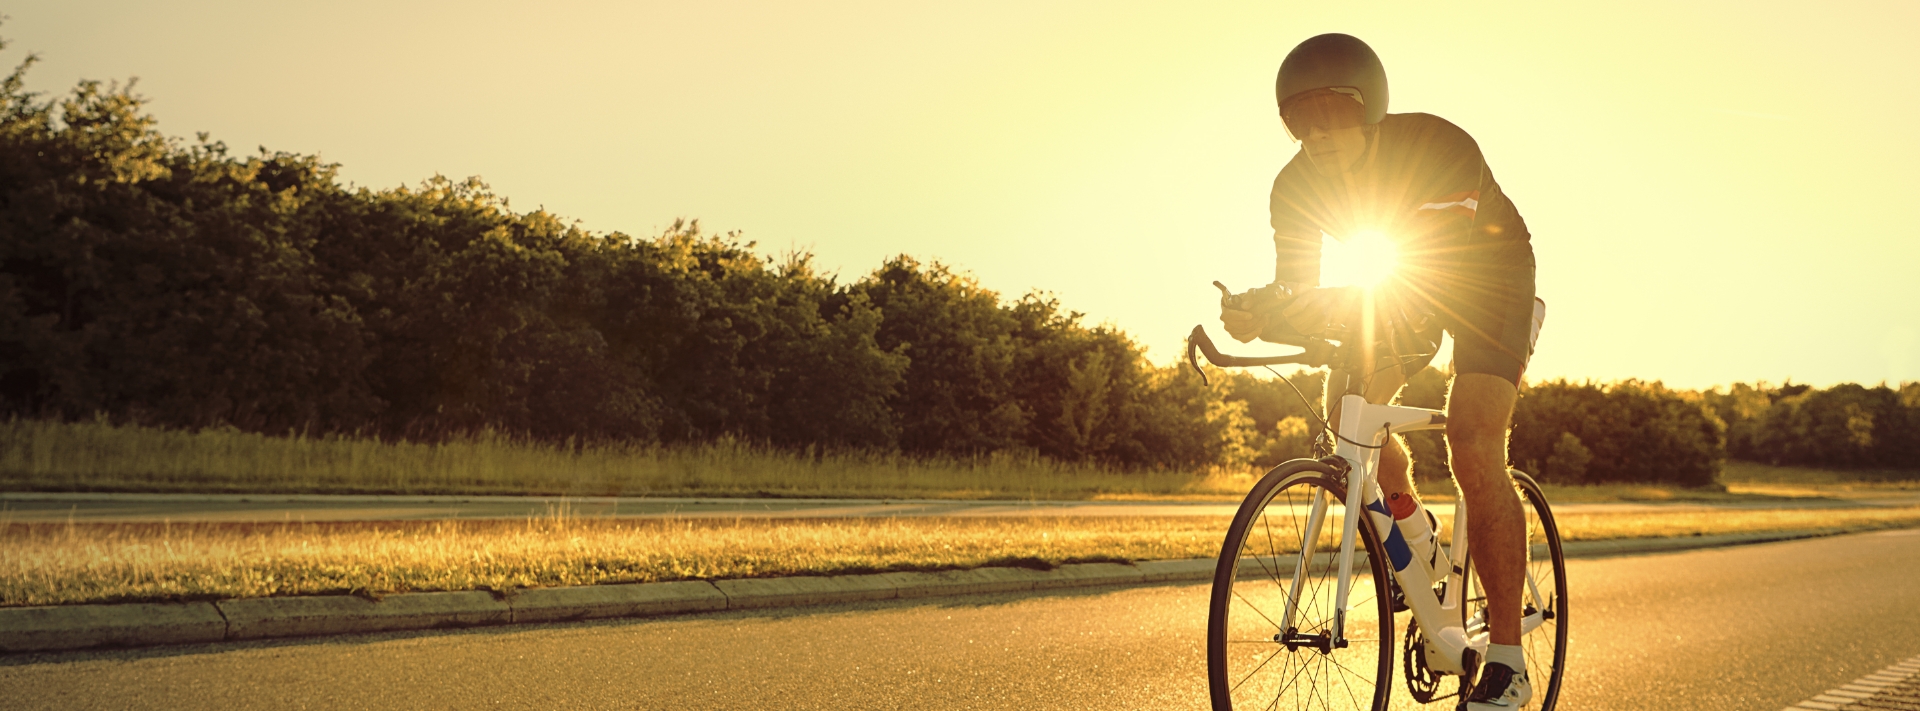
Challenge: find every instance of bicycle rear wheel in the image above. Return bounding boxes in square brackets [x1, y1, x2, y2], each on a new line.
[1207, 459, 1394, 711]
[1461, 470, 1569, 709]
[1512, 470, 1569, 709]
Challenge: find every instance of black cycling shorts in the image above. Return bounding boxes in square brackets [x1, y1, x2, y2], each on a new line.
[1401, 266, 1537, 386]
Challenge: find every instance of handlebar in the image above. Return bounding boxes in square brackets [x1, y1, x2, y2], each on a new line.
[1185, 325, 1334, 387]
[1194, 281, 1445, 386]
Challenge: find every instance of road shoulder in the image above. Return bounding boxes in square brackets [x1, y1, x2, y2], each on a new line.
[0, 528, 1850, 655]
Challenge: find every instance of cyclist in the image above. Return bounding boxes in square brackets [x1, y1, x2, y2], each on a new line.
[1219, 33, 1542, 709]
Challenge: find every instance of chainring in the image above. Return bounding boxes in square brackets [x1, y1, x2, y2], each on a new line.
[1402, 616, 1444, 703]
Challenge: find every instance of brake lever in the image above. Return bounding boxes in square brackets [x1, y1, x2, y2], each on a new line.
[1187, 329, 1211, 387]
[1197, 281, 1236, 387]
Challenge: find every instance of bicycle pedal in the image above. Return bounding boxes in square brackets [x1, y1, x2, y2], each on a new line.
[1389, 579, 1410, 613]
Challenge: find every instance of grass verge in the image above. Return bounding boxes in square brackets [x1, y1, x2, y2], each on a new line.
[1, 417, 1249, 500]
[14, 418, 1918, 505]
[1718, 460, 1920, 498]
[7, 506, 1920, 608]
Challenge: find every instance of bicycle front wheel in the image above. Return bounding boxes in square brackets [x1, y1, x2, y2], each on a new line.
[1207, 459, 1394, 711]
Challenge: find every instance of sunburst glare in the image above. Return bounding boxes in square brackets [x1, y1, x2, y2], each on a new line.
[1319, 230, 1399, 288]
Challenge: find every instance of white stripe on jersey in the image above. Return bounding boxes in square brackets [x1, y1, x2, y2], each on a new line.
[1418, 198, 1479, 212]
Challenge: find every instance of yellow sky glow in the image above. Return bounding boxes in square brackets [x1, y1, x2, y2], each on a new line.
[10, 0, 1919, 388]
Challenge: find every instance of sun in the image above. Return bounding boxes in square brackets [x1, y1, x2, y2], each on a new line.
[1319, 229, 1400, 289]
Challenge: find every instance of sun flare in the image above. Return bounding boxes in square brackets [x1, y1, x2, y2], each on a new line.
[1320, 230, 1399, 289]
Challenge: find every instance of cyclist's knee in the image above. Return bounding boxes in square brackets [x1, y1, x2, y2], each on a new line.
[1445, 374, 1515, 473]
[1446, 421, 1511, 495]
[1379, 436, 1413, 493]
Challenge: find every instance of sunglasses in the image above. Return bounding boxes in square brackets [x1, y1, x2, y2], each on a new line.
[1281, 90, 1366, 139]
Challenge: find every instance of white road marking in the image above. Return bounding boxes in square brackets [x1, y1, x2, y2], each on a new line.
[1785, 652, 1920, 710]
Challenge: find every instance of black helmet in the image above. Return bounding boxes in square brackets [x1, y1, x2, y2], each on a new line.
[1276, 33, 1388, 125]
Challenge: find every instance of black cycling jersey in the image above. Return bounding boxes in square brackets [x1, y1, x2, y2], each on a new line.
[1271, 112, 1533, 285]
[1269, 112, 1538, 383]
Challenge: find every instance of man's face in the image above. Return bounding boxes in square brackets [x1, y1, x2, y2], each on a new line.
[1301, 123, 1368, 177]
[1281, 90, 1369, 177]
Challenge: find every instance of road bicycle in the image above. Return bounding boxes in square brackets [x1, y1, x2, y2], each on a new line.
[1187, 300, 1567, 711]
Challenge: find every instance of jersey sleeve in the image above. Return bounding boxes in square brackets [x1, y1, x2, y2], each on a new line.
[1403, 118, 1491, 247]
[1269, 165, 1322, 286]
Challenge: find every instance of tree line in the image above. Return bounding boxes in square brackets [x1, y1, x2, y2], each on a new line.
[2, 51, 1914, 484]
[0, 55, 1268, 470]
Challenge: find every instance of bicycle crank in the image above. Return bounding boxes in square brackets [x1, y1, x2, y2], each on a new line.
[1453, 647, 1481, 711]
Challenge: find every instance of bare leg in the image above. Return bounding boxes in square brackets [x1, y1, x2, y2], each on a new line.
[1446, 373, 1524, 647]
[1326, 366, 1414, 499]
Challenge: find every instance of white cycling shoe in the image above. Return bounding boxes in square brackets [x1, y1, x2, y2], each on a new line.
[1465, 663, 1532, 709]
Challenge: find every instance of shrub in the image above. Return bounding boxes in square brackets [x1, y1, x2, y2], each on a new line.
[1512, 379, 1725, 487]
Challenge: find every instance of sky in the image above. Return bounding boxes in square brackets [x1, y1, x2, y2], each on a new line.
[8, 0, 1919, 389]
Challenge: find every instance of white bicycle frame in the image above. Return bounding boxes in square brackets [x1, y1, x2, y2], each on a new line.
[1288, 390, 1551, 676]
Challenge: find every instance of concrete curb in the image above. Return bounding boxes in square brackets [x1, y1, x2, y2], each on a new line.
[0, 528, 1855, 654]
[509, 580, 725, 625]
[217, 591, 511, 641]
[0, 601, 227, 652]
[1558, 530, 1831, 558]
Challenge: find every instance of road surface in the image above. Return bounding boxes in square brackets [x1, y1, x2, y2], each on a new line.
[2, 528, 1916, 709]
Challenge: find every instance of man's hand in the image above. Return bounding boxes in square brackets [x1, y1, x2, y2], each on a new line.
[1220, 308, 1267, 343]
[1216, 281, 1298, 343]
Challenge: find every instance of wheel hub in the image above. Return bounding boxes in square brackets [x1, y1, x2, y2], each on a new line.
[1276, 627, 1344, 654]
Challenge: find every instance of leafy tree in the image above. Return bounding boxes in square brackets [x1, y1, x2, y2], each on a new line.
[1705, 381, 1920, 469]
[0, 74, 377, 432]
[851, 256, 1024, 455]
[1512, 379, 1724, 486]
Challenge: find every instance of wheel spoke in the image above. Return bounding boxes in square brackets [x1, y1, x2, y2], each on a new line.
[1231, 586, 1288, 633]
[1230, 644, 1288, 693]
[1208, 468, 1391, 711]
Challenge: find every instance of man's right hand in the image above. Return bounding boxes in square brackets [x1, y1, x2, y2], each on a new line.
[1215, 281, 1298, 343]
[1220, 308, 1268, 343]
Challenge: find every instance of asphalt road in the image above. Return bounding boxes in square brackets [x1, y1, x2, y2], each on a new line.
[3, 529, 1917, 709]
[7, 490, 1918, 523]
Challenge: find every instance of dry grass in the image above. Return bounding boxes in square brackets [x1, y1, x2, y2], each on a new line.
[8, 505, 1920, 608]
[13, 418, 1917, 506]
[9, 418, 1920, 608]
[1718, 460, 1920, 498]
[1539, 506, 1920, 541]
[0, 515, 1227, 607]
[1, 418, 1251, 500]
[1495, 459, 1920, 505]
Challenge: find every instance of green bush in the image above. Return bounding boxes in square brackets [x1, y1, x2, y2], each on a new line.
[1511, 379, 1725, 487]
[1704, 381, 1920, 469]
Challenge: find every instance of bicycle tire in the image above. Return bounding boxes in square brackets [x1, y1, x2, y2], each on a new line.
[1512, 470, 1569, 709]
[1458, 469, 1569, 709]
[1207, 459, 1395, 711]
